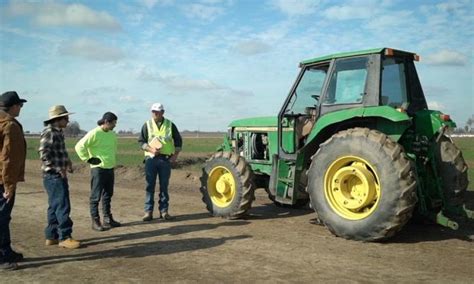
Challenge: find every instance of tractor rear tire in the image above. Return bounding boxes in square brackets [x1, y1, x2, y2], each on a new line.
[200, 151, 255, 219]
[307, 128, 417, 241]
[435, 136, 468, 205]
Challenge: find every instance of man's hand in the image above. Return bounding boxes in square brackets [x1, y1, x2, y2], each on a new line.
[87, 157, 102, 165]
[67, 160, 74, 173]
[170, 152, 179, 164]
[3, 190, 15, 203]
[148, 146, 161, 156]
[60, 169, 68, 179]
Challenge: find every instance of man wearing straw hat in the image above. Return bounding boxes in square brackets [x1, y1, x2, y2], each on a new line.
[0, 91, 27, 271]
[39, 105, 81, 249]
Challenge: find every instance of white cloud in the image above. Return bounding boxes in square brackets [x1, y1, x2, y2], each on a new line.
[366, 11, 414, 31]
[234, 40, 272, 56]
[0, 26, 59, 43]
[136, 67, 224, 91]
[58, 38, 125, 62]
[136, 0, 175, 9]
[4, 2, 121, 31]
[424, 50, 467, 66]
[119, 96, 136, 103]
[323, 5, 375, 20]
[427, 100, 445, 111]
[163, 76, 224, 91]
[272, 0, 320, 16]
[181, 3, 224, 21]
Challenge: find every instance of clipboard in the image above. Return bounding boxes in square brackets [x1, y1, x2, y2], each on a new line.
[149, 137, 163, 150]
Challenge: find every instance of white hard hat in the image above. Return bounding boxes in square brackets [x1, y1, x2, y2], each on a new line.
[150, 103, 164, 112]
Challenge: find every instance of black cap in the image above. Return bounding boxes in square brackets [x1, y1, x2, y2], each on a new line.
[97, 111, 118, 125]
[0, 91, 27, 107]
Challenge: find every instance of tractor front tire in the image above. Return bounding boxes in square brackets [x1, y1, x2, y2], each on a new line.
[307, 128, 417, 241]
[200, 151, 255, 218]
[435, 136, 468, 205]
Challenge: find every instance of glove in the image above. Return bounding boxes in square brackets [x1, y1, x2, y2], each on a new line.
[87, 157, 102, 165]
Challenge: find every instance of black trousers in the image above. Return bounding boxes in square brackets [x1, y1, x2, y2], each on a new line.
[90, 168, 115, 218]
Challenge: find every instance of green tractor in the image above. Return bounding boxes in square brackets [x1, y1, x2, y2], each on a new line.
[200, 48, 472, 241]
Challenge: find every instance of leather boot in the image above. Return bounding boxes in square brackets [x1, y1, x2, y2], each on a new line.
[142, 211, 153, 222]
[103, 214, 121, 229]
[160, 211, 174, 220]
[91, 217, 106, 231]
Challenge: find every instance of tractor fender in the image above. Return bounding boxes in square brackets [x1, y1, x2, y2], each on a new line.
[306, 106, 411, 144]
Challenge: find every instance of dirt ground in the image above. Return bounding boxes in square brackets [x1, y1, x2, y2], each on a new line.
[3, 156, 474, 283]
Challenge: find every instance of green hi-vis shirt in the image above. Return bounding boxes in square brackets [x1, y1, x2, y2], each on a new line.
[75, 126, 117, 169]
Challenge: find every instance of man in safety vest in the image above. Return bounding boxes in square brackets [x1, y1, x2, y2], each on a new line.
[138, 103, 182, 221]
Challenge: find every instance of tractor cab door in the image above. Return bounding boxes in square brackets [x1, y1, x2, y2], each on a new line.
[270, 63, 329, 204]
[278, 64, 329, 157]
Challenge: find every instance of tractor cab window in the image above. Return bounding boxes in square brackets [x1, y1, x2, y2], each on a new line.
[381, 58, 408, 107]
[323, 57, 368, 105]
[284, 66, 327, 115]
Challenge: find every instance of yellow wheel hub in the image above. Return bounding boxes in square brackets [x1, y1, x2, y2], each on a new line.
[208, 166, 236, 208]
[324, 156, 380, 220]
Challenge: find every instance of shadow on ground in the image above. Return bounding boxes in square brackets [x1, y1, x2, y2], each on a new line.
[20, 234, 250, 269]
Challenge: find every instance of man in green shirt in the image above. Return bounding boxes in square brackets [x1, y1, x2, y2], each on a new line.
[75, 112, 121, 231]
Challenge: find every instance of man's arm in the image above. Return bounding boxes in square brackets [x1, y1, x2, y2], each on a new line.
[38, 129, 53, 170]
[138, 123, 148, 149]
[2, 122, 24, 198]
[74, 130, 94, 162]
[170, 123, 182, 162]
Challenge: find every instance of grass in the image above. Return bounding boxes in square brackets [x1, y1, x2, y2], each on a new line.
[25, 136, 473, 187]
[26, 136, 223, 166]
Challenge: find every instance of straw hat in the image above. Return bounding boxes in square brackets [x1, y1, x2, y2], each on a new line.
[44, 105, 74, 123]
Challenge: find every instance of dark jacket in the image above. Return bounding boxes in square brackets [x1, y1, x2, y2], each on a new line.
[0, 110, 26, 194]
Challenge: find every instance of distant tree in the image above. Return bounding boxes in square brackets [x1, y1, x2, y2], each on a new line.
[117, 129, 135, 136]
[466, 115, 474, 132]
[64, 121, 84, 137]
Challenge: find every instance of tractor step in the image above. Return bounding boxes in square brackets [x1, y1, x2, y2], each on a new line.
[463, 205, 474, 219]
[435, 211, 459, 230]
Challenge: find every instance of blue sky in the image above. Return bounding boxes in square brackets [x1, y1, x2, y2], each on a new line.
[0, 0, 472, 132]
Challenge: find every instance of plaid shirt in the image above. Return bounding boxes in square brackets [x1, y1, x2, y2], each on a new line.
[39, 125, 71, 174]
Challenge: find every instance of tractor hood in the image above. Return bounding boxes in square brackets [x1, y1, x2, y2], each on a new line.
[228, 116, 277, 128]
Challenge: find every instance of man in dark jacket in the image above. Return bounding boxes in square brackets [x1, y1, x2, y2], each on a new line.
[0, 91, 27, 271]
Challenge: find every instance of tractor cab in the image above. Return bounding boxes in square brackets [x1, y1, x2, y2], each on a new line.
[278, 48, 426, 156]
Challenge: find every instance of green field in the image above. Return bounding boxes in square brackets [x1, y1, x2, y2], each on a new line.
[25, 136, 473, 188]
[26, 136, 223, 166]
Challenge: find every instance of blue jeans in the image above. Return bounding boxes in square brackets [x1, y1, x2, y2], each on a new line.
[90, 168, 115, 218]
[43, 173, 73, 241]
[144, 156, 171, 213]
[0, 184, 15, 258]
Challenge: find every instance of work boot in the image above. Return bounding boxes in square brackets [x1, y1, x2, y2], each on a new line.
[160, 211, 174, 220]
[91, 217, 106, 231]
[103, 214, 121, 229]
[142, 211, 153, 222]
[58, 238, 81, 249]
[45, 239, 59, 246]
[5, 250, 23, 262]
[0, 261, 18, 271]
